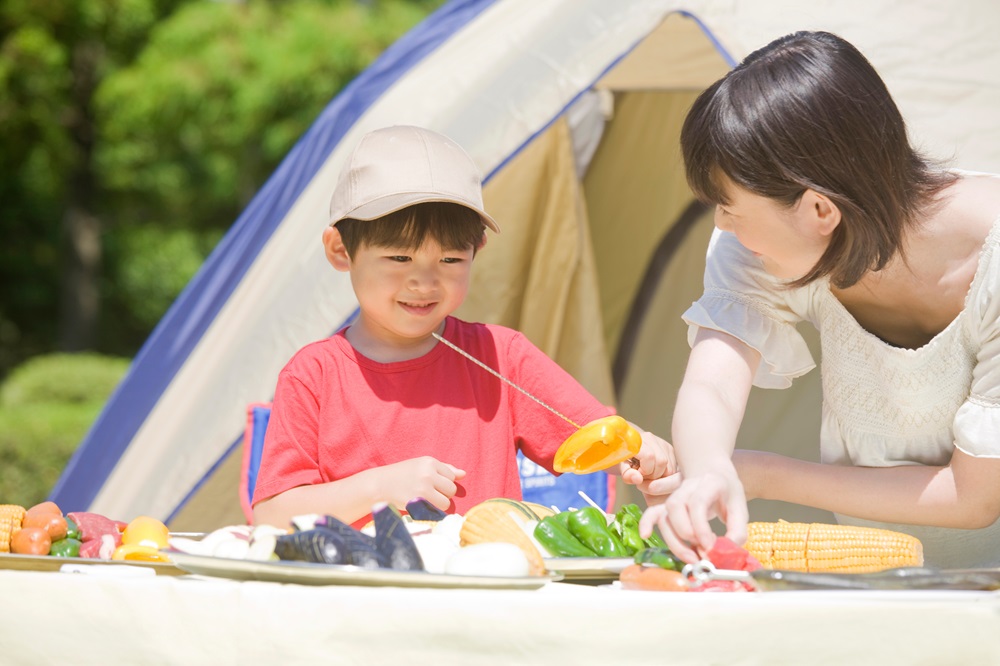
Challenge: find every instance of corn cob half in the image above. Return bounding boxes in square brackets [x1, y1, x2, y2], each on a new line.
[745, 521, 923, 573]
[0, 504, 27, 553]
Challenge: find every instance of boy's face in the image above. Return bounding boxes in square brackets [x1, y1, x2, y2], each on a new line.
[346, 237, 476, 347]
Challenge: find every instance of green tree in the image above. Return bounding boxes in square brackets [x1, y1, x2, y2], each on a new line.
[0, 0, 444, 376]
[96, 0, 443, 344]
[0, 0, 192, 373]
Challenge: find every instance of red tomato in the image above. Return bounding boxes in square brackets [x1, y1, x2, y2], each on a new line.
[22, 512, 68, 541]
[24, 501, 62, 520]
[11, 527, 52, 556]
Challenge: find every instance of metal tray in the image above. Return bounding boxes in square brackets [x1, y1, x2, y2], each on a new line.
[167, 550, 562, 589]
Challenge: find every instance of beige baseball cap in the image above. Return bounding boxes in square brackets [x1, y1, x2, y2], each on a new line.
[328, 125, 500, 233]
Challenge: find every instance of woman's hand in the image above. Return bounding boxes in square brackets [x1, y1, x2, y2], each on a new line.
[639, 465, 748, 564]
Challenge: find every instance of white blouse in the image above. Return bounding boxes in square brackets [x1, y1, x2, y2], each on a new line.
[683, 197, 1000, 568]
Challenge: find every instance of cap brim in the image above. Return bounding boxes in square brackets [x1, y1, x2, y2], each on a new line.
[331, 192, 500, 233]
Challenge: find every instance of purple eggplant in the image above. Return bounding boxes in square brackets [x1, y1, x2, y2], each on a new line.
[274, 526, 381, 569]
[373, 503, 424, 571]
[405, 498, 447, 521]
[312, 514, 381, 568]
[274, 528, 350, 565]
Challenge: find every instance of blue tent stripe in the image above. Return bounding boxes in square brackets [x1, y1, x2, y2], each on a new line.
[50, 0, 499, 511]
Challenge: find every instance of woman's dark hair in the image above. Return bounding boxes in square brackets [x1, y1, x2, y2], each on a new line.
[681, 31, 956, 288]
[335, 202, 486, 258]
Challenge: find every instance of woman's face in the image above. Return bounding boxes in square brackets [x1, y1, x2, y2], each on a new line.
[713, 175, 833, 280]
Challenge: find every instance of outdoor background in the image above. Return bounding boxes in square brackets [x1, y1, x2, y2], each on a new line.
[0, 0, 445, 507]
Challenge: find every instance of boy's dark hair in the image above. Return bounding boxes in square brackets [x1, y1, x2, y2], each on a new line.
[681, 30, 956, 289]
[336, 202, 486, 258]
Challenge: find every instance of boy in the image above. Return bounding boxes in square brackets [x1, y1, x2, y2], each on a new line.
[252, 125, 675, 528]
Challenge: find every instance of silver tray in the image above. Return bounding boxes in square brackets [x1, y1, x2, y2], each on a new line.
[545, 557, 632, 583]
[167, 550, 562, 589]
[0, 552, 184, 576]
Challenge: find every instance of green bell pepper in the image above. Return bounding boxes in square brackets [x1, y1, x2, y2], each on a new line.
[534, 516, 597, 557]
[64, 517, 81, 541]
[615, 514, 646, 555]
[567, 507, 628, 558]
[633, 547, 684, 572]
[616, 502, 667, 549]
[49, 537, 82, 558]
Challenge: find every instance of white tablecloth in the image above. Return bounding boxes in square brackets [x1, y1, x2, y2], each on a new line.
[2, 568, 999, 665]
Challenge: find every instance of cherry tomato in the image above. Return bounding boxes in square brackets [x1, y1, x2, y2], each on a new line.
[22, 512, 68, 541]
[10, 527, 53, 556]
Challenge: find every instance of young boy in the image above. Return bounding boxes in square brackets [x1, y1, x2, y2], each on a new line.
[252, 125, 675, 528]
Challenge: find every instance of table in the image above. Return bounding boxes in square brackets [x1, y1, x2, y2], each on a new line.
[2, 568, 1000, 665]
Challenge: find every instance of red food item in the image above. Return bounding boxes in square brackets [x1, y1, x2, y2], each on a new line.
[78, 533, 122, 559]
[706, 536, 762, 572]
[687, 536, 762, 593]
[22, 512, 68, 541]
[11, 527, 52, 555]
[67, 511, 124, 559]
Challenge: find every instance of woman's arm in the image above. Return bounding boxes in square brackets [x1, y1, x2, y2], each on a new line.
[737, 447, 1000, 528]
[641, 328, 760, 562]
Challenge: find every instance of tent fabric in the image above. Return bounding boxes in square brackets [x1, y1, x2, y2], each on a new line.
[51, 0, 1000, 531]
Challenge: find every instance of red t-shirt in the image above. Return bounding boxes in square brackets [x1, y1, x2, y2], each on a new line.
[252, 317, 613, 519]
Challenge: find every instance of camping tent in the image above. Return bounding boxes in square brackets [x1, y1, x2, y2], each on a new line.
[52, 0, 1000, 531]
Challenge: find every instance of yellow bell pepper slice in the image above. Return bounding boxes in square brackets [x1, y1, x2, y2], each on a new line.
[553, 415, 642, 474]
[111, 543, 172, 563]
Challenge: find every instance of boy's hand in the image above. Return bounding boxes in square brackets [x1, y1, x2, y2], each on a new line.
[376, 456, 466, 512]
[619, 422, 681, 499]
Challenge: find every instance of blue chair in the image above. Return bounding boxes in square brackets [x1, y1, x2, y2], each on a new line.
[240, 403, 613, 522]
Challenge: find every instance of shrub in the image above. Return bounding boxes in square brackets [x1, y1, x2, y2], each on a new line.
[0, 353, 129, 507]
[0, 352, 130, 407]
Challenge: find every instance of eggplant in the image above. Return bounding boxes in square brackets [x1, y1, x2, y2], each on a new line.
[405, 498, 447, 522]
[274, 528, 351, 565]
[312, 514, 381, 569]
[373, 503, 425, 571]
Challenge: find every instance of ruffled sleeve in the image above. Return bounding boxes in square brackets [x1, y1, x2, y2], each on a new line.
[954, 225, 1000, 458]
[682, 229, 816, 389]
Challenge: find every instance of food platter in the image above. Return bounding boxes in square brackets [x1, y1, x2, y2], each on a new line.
[0, 552, 185, 576]
[544, 557, 632, 584]
[167, 550, 563, 589]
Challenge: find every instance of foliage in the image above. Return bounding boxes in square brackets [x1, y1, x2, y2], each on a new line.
[0, 352, 130, 506]
[0, 0, 444, 379]
[0, 0, 193, 373]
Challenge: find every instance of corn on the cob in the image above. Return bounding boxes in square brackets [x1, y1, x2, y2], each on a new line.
[0, 504, 27, 554]
[745, 521, 923, 573]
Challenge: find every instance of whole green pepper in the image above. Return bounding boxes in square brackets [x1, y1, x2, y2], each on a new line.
[616, 514, 646, 555]
[49, 537, 82, 558]
[567, 507, 628, 558]
[549, 510, 572, 530]
[534, 516, 597, 558]
[633, 547, 684, 572]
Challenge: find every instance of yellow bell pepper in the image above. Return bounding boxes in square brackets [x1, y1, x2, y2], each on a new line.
[552, 415, 642, 474]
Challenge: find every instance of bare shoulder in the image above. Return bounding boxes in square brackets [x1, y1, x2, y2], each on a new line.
[941, 172, 1000, 239]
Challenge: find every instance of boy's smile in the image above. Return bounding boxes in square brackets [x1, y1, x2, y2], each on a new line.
[343, 238, 475, 361]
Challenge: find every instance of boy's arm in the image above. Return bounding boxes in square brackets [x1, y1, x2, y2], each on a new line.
[252, 457, 466, 528]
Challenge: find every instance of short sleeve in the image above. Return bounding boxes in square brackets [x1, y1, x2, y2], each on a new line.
[954, 235, 1000, 458]
[682, 229, 816, 389]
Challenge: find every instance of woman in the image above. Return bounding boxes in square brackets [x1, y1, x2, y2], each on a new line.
[640, 30, 1000, 568]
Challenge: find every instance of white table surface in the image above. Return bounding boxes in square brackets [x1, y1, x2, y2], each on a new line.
[2, 567, 999, 665]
